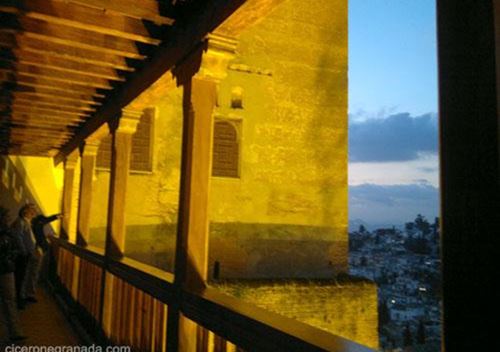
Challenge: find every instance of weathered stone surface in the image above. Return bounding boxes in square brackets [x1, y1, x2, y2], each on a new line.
[213, 278, 379, 350]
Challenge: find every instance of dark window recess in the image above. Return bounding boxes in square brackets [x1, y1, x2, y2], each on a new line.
[96, 109, 154, 172]
[212, 120, 239, 178]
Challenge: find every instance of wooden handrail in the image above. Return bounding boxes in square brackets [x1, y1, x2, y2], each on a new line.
[51, 236, 105, 267]
[50, 236, 374, 352]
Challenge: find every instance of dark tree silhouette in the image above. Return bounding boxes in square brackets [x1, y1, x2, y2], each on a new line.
[417, 320, 426, 344]
[378, 300, 391, 330]
[403, 323, 413, 347]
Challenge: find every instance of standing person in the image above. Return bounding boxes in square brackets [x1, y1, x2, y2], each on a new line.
[31, 210, 61, 283]
[10, 204, 40, 308]
[0, 206, 26, 341]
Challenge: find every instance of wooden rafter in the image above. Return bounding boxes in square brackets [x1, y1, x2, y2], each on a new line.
[0, 48, 125, 81]
[13, 77, 104, 98]
[5, 83, 101, 101]
[11, 104, 90, 117]
[0, 0, 168, 44]
[68, 0, 175, 25]
[1, 35, 136, 71]
[11, 96, 96, 112]
[0, 14, 151, 59]
[1, 65, 114, 89]
[7, 91, 100, 106]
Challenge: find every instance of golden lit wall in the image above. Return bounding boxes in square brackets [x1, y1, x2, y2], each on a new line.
[0, 156, 63, 231]
[209, 0, 348, 277]
[88, 85, 183, 269]
[215, 279, 379, 350]
[87, 0, 348, 278]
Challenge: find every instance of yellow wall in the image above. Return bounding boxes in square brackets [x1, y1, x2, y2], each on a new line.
[0, 155, 63, 231]
[208, 0, 348, 277]
[88, 0, 348, 277]
[214, 279, 379, 350]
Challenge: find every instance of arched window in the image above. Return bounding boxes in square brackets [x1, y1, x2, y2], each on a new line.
[212, 120, 240, 178]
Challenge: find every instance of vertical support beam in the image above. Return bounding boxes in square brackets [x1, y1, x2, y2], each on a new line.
[105, 109, 142, 259]
[168, 35, 237, 352]
[101, 108, 141, 336]
[77, 125, 109, 247]
[437, 0, 499, 350]
[61, 152, 79, 241]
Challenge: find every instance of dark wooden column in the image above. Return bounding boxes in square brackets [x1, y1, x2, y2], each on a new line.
[61, 152, 79, 241]
[101, 108, 141, 334]
[168, 35, 236, 352]
[77, 125, 109, 247]
[437, 0, 499, 350]
[105, 109, 141, 259]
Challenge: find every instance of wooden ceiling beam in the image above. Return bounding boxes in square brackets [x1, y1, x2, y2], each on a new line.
[9, 116, 83, 126]
[0, 65, 113, 89]
[0, 0, 166, 44]
[7, 90, 100, 106]
[68, 0, 175, 25]
[0, 48, 125, 81]
[0, 34, 136, 71]
[11, 104, 90, 117]
[1, 14, 150, 59]
[13, 77, 104, 98]
[9, 117, 83, 127]
[7, 107, 88, 120]
[0, 87, 100, 107]
[4, 83, 102, 102]
[11, 96, 96, 112]
[8, 127, 73, 136]
[11, 100, 94, 114]
[5, 118, 79, 129]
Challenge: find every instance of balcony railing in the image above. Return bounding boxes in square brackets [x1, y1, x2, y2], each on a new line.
[49, 236, 374, 352]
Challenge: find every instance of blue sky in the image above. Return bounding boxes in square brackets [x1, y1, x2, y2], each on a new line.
[348, 0, 439, 226]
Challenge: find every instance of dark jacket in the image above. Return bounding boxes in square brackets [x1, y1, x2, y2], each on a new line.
[32, 214, 59, 252]
[0, 229, 20, 275]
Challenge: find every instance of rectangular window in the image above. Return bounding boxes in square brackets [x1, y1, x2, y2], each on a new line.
[96, 108, 155, 172]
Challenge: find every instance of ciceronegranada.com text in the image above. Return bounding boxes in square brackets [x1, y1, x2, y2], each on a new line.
[5, 346, 130, 352]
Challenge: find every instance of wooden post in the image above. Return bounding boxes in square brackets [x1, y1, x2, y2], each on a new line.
[61, 151, 79, 241]
[106, 109, 142, 259]
[77, 125, 109, 247]
[101, 108, 142, 336]
[169, 34, 237, 352]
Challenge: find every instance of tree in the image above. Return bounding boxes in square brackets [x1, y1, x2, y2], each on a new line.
[378, 300, 391, 329]
[415, 214, 431, 237]
[417, 320, 426, 344]
[403, 323, 413, 347]
[360, 256, 368, 266]
[405, 222, 415, 236]
[358, 224, 366, 233]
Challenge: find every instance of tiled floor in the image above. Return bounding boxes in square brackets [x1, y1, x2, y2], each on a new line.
[1, 286, 81, 350]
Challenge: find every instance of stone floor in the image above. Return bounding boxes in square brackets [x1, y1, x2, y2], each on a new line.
[0, 286, 81, 350]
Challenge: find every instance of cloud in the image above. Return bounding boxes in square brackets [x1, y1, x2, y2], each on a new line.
[349, 183, 439, 225]
[349, 113, 438, 162]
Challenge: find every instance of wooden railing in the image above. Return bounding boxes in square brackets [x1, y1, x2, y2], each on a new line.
[50, 237, 374, 352]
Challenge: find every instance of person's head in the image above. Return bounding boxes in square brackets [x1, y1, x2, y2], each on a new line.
[19, 203, 37, 220]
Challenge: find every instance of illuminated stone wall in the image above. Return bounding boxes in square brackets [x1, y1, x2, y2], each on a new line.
[88, 85, 183, 268]
[209, 0, 348, 277]
[214, 278, 379, 350]
[89, 0, 348, 278]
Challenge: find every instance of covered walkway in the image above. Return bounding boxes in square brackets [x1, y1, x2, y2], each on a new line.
[1, 286, 81, 350]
